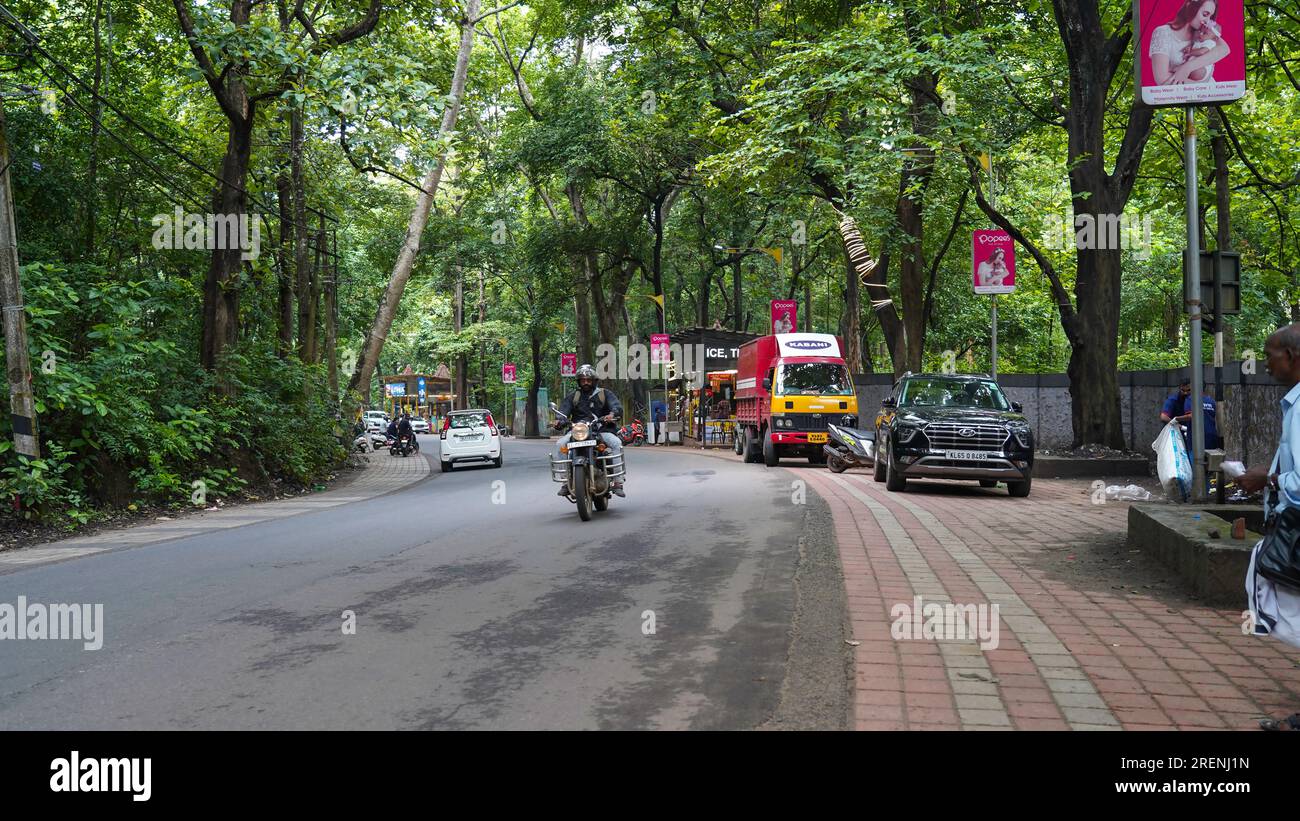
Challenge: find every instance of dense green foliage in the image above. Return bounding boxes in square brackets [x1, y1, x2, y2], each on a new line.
[0, 0, 1296, 522]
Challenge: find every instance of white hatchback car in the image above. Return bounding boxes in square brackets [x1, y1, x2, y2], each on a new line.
[440, 409, 502, 471]
[364, 410, 390, 432]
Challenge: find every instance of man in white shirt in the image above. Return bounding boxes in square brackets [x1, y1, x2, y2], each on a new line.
[1239, 323, 1300, 730]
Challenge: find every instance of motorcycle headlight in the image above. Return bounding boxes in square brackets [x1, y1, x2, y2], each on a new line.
[572, 422, 590, 441]
[896, 426, 921, 444]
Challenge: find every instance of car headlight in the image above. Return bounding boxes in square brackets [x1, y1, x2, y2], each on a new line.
[841, 415, 856, 427]
[896, 426, 921, 444]
[1011, 428, 1032, 448]
[572, 422, 590, 441]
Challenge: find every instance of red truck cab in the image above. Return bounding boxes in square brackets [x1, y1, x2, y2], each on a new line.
[733, 334, 859, 466]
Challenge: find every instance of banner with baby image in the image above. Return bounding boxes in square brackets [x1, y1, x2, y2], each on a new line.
[972, 230, 1015, 295]
[1134, 0, 1246, 107]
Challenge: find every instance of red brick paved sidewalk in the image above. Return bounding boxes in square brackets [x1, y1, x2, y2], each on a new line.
[801, 469, 1300, 731]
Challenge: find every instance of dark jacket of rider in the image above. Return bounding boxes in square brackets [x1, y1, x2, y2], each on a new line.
[557, 386, 623, 427]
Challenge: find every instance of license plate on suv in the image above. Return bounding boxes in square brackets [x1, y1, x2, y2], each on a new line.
[807, 433, 828, 444]
[945, 449, 988, 460]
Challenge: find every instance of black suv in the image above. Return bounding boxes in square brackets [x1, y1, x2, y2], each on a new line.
[873, 373, 1034, 497]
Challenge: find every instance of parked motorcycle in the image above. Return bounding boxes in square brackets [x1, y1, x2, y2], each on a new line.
[823, 422, 877, 474]
[616, 417, 646, 447]
[548, 402, 626, 522]
[353, 433, 373, 453]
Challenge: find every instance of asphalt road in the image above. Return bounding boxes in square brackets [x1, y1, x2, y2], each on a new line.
[0, 437, 850, 730]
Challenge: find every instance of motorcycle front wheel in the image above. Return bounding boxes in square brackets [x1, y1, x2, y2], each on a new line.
[573, 464, 592, 521]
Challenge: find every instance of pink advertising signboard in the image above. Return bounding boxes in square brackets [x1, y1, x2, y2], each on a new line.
[1134, 0, 1246, 107]
[502, 363, 516, 384]
[650, 333, 670, 365]
[560, 353, 577, 377]
[770, 300, 798, 334]
[972, 230, 1016, 295]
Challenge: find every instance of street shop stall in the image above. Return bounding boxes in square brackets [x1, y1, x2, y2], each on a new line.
[667, 326, 759, 447]
[381, 372, 454, 426]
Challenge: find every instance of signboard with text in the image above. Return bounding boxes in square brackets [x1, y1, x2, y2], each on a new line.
[560, 353, 577, 377]
[502, 363, 516, 384]
[1134, 0, 1246, 107]
[650, 333, 670, 364]
[770, 300, 798, 334]
[385, 382, 406, 397]
[972, 230, 1016, 295]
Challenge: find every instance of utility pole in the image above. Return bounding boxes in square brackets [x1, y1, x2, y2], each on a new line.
[1185, 106, 1206, 502]
[0, 94, 38, 457]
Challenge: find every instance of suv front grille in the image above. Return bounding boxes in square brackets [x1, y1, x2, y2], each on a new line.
[923, 422, 1008, 451]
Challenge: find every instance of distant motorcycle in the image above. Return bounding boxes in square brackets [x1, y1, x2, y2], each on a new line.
[616, 417, 646, 447]
[390, 434, 415, 457]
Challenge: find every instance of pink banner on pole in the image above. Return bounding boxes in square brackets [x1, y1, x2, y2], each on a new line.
[650, 333, 670, 365]
[972, 230, 1016, 295]
[502, 363, 516, 384]
[770, 300, 798, 334]
[560, 353, 577, 377]
[1134, 0, 1246, 107]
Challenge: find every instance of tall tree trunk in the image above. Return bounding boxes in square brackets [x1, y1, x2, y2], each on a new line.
[308, 224, 325, 362]
[326, 230, 339, 400]
[896, 84, 938, 371]
[292, 106, 316, 361]
[455, 267, 468, 409]
[1049, 0, 1154, 447]
[200, 114, 253, 371]
[526, 329, 542, 437]
[1209, 106, 1234, 360]
[731, 256, 741, 330]
[275, 173, 294, 357]
[345, 0, 480, 413]
[84, 0, 105, 259]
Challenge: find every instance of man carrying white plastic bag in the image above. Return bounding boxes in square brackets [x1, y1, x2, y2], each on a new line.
[1237, 324, 1300, 730]
[1152, 419, 1192, 502]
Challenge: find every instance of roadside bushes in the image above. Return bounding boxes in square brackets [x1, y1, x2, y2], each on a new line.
[0, 262, 345, 528]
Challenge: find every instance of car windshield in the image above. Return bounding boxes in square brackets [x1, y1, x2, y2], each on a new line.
[775, 363, 855, 396]
[450, 413, 487, 429]
[899, 378, 1009, 410]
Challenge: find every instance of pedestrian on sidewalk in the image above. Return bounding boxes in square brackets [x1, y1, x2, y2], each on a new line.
[1238, 323, 1300, 731]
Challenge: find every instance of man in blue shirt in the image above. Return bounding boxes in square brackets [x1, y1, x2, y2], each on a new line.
[1160, 378, 1220, 449]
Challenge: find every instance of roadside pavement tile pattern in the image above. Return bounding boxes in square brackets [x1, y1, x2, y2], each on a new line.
[801, 470, 1300, 731]
[0, 450, 431, 570]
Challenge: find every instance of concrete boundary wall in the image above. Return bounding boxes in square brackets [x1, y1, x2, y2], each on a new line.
[853, 364, 1285, 463]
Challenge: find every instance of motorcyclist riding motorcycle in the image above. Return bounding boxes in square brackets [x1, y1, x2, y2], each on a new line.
[553, 364, 625, 497]
[397, 412, 419, 453]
